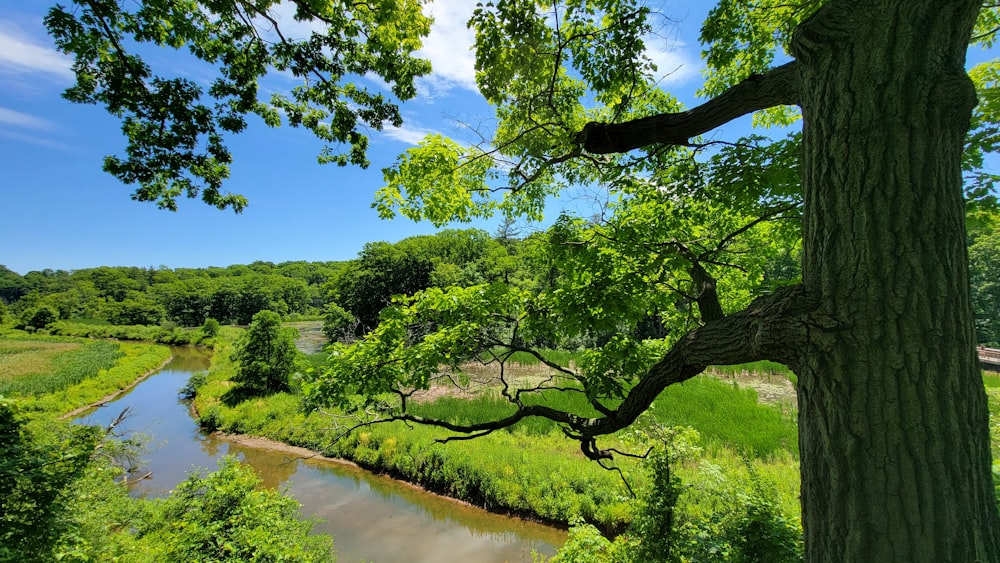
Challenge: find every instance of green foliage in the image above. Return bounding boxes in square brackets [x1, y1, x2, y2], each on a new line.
[627, 426, 703, 563]
[201, 317, 220, 337]
[0, 398, 100, 562]
[45, 0, 431, 211]
[542, 517, 630, 563]
[2, 405, 334, 562]
[673, 461, 804, 563]
[20, 305, 59, 330]
[131, 457, 334, 562]
[544, 426, 803, 563]
[321, 302, 355, 343]
[49, 320, 212, 346]
[970, 219, 1000, 345]
[0, 265, 27, 304]
[103, 291, 166, 325]
[230, 310, 298, 396]
[0, 337, 122, 398]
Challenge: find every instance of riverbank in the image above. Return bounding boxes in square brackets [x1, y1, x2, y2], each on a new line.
[2, 336, 174, 417]
[211, 430, 561, 527]
[59, 354, 173, 419]
[190, 328, 804, 535]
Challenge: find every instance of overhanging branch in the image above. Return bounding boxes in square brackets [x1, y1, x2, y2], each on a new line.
[575, 62, 801, 154]
[340, 285, 811, 461]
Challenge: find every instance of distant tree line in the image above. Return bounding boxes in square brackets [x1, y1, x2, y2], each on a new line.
[2, 220, 999, 346]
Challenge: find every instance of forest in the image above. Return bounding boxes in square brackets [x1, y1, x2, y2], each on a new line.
[3, 218, 1000, 346]
[3, 0, 1000, 561]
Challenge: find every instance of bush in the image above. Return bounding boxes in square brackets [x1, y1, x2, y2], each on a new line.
[322, 302, 356, 342]
[201, 318, 220, 337]
[0, 399, 100, 561]
[134, 457, 335, 562]
[20, 306, 59, 330]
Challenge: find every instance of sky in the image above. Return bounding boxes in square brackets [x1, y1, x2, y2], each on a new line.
[0, 2, 995, 275]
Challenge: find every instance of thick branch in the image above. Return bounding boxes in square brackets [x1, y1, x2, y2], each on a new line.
[359, 285, 813, 461]
[576, 62, 801, 154]
[574, 284, 811, 444]
[689, 261, 725, 323]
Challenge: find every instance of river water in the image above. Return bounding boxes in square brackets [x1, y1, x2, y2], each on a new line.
[76, 347, 565, 562]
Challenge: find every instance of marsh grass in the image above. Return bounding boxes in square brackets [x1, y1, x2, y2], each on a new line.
[0, 337, 122, 397]
[0, 340, 82, 381]
[408, 375, 798, 459]
[708, 361, 797, 384]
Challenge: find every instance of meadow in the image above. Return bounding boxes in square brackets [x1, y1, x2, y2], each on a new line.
[0, 333, 171, 416]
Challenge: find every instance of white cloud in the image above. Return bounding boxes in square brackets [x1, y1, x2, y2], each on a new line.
[416, 0, 478, 96]
[0, 127, 72, 152]
[644, 38, 702, 86]
[0, 20, 73, 81]
[381, 123, 437, 145]
[0, 106, 56, 131]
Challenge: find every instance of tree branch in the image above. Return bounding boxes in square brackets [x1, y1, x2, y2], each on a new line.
[342, 285, 812, 461]
[575, 62, 801, 154]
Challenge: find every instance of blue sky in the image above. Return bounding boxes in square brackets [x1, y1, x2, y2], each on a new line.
[0, 2, 994, 275]
[0, 1, 715, 274]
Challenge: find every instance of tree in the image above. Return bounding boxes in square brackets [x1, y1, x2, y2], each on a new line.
[230, 310, 298, 395]
[20, 305, 59, 331]
[0, 265, 27, 304]
[49, 1, 1000, 561]
[44, 0, 431, 212]
[0, 399, 99, 561]
[970, 216, 1000, 345]
[321, 302, 356, 343]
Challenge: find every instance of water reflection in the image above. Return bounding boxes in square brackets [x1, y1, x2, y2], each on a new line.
[75, 347, 565, 562]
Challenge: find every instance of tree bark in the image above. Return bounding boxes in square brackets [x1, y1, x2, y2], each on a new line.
[792, 1, 1000, 560]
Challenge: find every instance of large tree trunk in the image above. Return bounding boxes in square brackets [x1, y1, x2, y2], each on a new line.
[793, 2, 1000, 560]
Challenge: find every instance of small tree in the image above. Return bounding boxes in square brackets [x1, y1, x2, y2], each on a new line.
[201, 318, 220, 338]
[20, 306, 58, 331]
[322, 303, 356, 343]
[230, 310, 297, 395]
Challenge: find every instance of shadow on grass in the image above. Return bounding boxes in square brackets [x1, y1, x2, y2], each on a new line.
[220, 385, 268, 407]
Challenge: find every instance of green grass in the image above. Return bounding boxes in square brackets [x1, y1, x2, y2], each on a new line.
[709, 361, 797, 384]
[409, 375, 798, 459]
[984, 371, 1000, 388]
[653, 376, 798, 458]
[480, 348, 583, 368]
[0, 333, 171, 416]
[0, 337, 123, 397]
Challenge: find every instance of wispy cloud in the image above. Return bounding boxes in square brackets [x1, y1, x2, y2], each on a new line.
[0, 19, 73, 82]
[381, 123, 438, 145]
[0, 106, 56, 131]
[0, 127, 74, 152]
[644, 38, 702, 86]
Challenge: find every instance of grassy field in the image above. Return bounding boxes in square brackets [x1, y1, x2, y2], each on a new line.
[0, 332, 171, 416]
[0, 336, 122, 397]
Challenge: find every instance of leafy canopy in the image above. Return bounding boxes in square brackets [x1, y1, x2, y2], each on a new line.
[231, 310, 298, 395]
[45, 0, 432, 211]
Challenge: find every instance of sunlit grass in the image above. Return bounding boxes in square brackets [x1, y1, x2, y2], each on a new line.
[0, 337, 122, 397]
[0, 339, 81, 381]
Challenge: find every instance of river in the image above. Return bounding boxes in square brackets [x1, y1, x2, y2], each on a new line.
[75, 347, 565, 562]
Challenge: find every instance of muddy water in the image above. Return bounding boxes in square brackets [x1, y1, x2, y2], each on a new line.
[76, 347, 564, 562]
